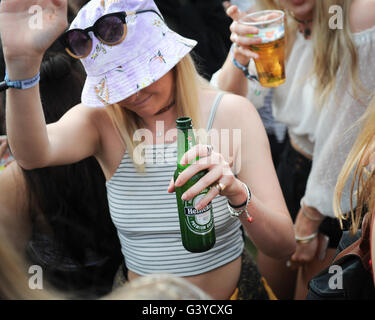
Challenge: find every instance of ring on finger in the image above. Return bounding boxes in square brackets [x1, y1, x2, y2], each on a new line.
[214, 182, 226, 194]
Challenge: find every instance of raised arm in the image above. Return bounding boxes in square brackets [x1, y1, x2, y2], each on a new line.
[0, 0, 99, 170]
[216, 5, 261, 97]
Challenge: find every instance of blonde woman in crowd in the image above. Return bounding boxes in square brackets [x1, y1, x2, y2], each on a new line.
[334, 95, 375, 285]
[0, 0, 295, 300]
[212, 0, 375, 299]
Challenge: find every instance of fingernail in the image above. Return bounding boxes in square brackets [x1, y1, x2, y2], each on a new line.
[181, 194, 188, 201]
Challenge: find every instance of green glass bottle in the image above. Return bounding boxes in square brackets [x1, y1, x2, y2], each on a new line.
[174, 117, 216, 253]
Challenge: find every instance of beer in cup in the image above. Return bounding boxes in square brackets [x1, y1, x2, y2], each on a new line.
[240, 10, 286, 88]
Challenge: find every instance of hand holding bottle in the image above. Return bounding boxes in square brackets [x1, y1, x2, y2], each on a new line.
[168, 143, 248, 211]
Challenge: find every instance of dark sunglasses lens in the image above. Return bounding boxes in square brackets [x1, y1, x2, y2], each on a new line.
[66, 31, 91, 57]
[96, 16, 124, 43]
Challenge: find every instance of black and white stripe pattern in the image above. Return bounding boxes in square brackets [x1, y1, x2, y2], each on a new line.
[106, 143, 244, 276]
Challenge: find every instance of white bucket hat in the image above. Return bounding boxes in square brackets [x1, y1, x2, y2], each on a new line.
[70, 0, 197, 107]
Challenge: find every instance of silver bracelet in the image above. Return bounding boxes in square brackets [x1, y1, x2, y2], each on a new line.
[227, 183, 253, 223]
[295, 232, 318, 244]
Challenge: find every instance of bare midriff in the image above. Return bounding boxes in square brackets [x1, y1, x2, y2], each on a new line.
[127, 256, 242, 300]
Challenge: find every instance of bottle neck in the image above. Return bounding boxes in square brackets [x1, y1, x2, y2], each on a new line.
[177, 128, 196, 170]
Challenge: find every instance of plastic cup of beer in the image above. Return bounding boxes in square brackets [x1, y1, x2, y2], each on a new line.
[240, 10, 286, 88]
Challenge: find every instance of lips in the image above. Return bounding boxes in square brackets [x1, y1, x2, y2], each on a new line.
[131, 94, 152, 107]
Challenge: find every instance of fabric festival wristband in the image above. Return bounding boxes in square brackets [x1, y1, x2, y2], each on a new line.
[3, 72, 40, 90]
[230, 44, 258, 82]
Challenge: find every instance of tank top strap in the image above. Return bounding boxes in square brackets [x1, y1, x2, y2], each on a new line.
[206, 91, 225, 131]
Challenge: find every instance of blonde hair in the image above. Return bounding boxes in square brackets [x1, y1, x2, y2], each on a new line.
[106, 273, 211, 300]
[334, 96, 375, 234]
[105, 54, 207, 171]
[312, 0, 363, 108]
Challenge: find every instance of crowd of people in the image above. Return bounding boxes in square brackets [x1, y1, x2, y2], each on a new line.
[0, 0, 374, 300]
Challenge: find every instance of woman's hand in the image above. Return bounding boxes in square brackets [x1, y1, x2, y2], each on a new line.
[289, 206, 324, 269]
[226, 5, 262, 65]
[168, 144, 247, 210]
[0, 0, 68, 77]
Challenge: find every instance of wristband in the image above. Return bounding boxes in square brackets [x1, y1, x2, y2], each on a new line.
[1, 72, 40, 91]
[230, 44, 258, 82]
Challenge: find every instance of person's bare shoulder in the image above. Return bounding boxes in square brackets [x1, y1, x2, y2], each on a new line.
[350, 0, 375, 33]
[213, 93, 264, 131]
[63, 103, 106, 123]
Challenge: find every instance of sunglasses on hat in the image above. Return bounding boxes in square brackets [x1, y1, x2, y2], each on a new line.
[60, 9, 164, 59]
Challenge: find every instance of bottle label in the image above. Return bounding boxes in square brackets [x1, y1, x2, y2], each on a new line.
[184, 194, 214, 235]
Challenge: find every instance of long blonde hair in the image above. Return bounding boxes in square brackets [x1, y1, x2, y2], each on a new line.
[105, 54, 206, 171]
[312, 0, 363, 108]
[334, 96, 375, 234]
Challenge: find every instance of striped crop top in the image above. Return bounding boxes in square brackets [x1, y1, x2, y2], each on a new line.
[106, 93, 244, 276]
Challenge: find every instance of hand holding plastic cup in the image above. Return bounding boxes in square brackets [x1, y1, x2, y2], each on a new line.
[239, 10, 286, 88]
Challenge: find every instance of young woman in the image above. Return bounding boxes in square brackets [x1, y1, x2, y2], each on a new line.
[0, 0, 295, 299]
[334, 95, 375, 284]
[214, 0, 375, 299]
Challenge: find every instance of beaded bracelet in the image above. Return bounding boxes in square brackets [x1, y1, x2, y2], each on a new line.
[230, 44, 258, 82]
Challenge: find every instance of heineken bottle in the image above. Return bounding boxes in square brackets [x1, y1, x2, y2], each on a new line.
[174, 117, 216, 253]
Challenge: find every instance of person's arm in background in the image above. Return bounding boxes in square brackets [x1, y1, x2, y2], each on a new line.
[0, 1, 100, 170]
[215, 5, 261, 97]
